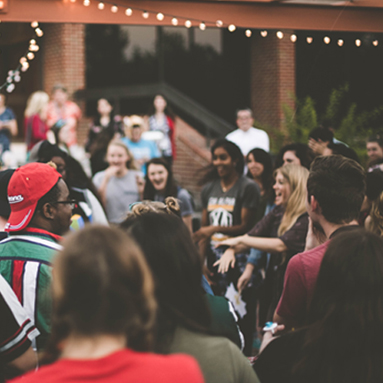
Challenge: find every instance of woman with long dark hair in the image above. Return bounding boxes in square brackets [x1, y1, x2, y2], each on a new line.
[86, 98, 123, 175]
[193, 139, 260, 355]
[254, 229, 383, 383]
[143, 157, 193, 231]
[147, 94, 175, 164]
[11, 225, 203, 383]
[274, 143, 314, 170]
[120, 212, 259, 383]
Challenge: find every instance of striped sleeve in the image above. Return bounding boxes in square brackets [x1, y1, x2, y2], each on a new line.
[0, 274, 39, 362]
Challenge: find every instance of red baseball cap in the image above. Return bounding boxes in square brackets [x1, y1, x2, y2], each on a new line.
[5, 163, 61, 232]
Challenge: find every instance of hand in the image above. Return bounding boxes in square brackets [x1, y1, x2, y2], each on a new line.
[213, 248, 236, 274]
[259, 324, 285, 353]
[192, 226, 215, 243]
[104, 165, 119, 179]
[215, 236, 242, 249]
[237, 264, 254, 292]
[308, 138, 327, 156]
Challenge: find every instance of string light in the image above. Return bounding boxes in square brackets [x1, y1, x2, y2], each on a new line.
[97, 2, 104, 9]
[70, 0, 76, 2]
[216, 20, 223, 27]
[185, 20, 192, 28]
[83, 0, 90, 6]
[276, 31, 284, 39]
[1, 22, 43, 92]
[290, 34, 297, 42]
[260, 31, 268, 37]
[373, 40, 379, 47]
[142, 11, 149, 19]
[228, 24, 236, 32]
[355, 39, 361, 47]
[171, 17, 178, 26]
[125, 8, 132, 16]
[337, 39, 344, 47]
[199, 22, 206, 31]
[111, 5, 118, 13]
[306, 37, 313, 44]
[156, 13, 164, 21]
[245, 29, 252, 38]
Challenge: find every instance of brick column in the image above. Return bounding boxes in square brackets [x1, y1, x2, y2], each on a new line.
[250, 31, 296, 130]
[42, 23, 89, 144]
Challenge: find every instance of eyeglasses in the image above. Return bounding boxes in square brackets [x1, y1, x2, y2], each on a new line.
[52, 200, 78, 209]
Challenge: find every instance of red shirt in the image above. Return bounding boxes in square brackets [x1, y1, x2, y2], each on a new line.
[10, 349, 204, 383]
[275, 241, 330, 326]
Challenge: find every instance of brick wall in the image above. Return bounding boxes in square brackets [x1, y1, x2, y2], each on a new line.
[42, 23, 88, 144]
[173, 117, 212, 210]
[250, 30, 296, 130]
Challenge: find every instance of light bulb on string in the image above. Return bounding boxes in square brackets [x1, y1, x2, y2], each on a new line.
[337, 39, 344, 47]
[70, 0, 76, 2]
[14, 74, 21, 82]
[142, 11, 149, 19]
[228, 24, 236, 32]
[98, 2, 104, 9]
[185, 20, 192, 28]
[125, 8, 132, 16]
[31, 21, 38, 28]
[276, 31, 284, 39]
[83, 0, 90, 6]
[35, 28, 43, 37]
[260, 30, 268, 37]
[156, 13, 164, 21]
[30, 45, 39, 52]
[373, 40, 379, 47]
[355, 39, 361, 47]
[199, 22, 206, 31]
[21, 62, 29, 72]
[6, 83, 15, 93]
[245, 29, 252, 38]
[171, 17, 178, 26]
[29, 39, 36, 45]
[19, 57, 27, 64]
[290, 34, 297, 43]
[111, 5, 118, 13]
[324, 36, 330, 44]
[216, 20, 223, 27]
[6, 76, 12, 83]
[27, 52, 35, 60]
[306, 36, 313, 44]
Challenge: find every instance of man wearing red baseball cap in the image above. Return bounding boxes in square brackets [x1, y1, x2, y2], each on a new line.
[0, 162, 73, 349]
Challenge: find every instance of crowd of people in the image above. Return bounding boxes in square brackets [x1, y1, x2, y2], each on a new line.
[1, 88, 383, 383]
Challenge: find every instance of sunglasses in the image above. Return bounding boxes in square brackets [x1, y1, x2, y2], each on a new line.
[52, 200, 78, 210]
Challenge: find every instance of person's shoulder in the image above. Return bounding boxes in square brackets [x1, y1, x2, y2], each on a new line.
[290, 241, 329, 267]
[226, 129, 240, 139]
[93, 170, 106, 183]
[250, 126, 269, 136]
[177, 187, 191, 198]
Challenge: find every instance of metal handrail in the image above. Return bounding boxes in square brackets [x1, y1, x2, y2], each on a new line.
[75, 82, 235, 137]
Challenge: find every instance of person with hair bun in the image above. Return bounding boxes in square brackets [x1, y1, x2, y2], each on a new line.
[10, 225, 204, 383]
[120, 213, 259, 383]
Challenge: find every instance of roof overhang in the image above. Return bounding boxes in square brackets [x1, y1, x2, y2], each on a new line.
[1, 0, 383, 33]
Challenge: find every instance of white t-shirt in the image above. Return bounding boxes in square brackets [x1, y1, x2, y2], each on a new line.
[226, 127, 270, 155]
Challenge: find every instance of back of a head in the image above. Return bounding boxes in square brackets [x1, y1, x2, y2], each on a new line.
[37, 141, 67, 163]
[327, 143, 360, 163]
[120, 212, 210, 344]
[307, 155, 366, 224]
[298, 229, 383, 383]
[45, 225, 156, 362]
[309, 127, 334, 143]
